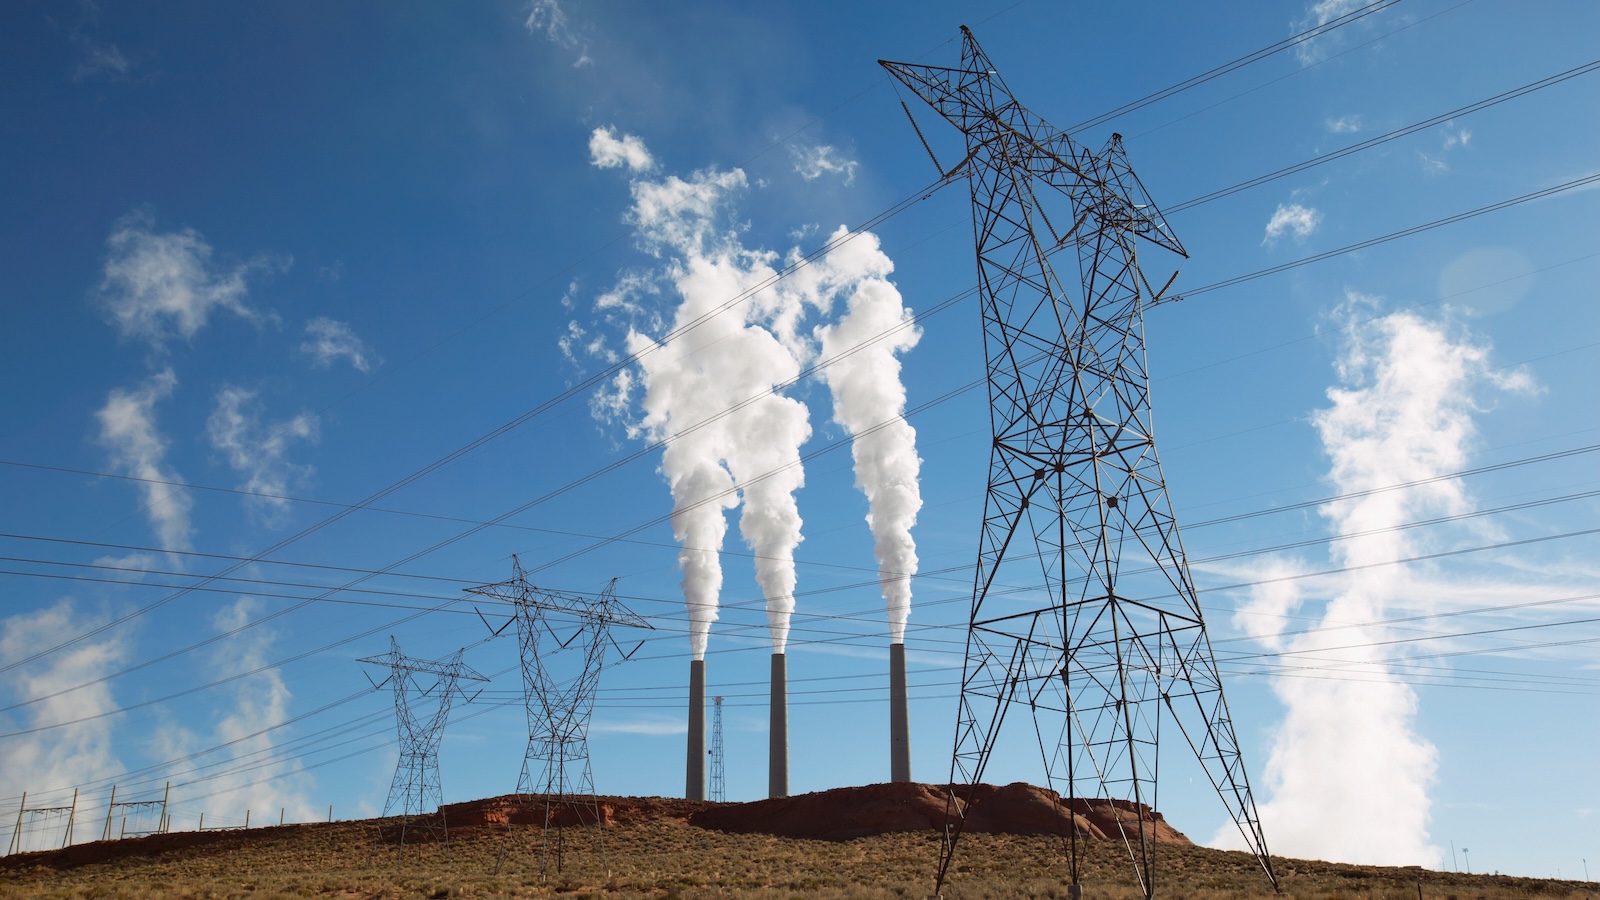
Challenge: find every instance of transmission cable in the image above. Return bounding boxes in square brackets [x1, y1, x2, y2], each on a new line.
[1161, 172, 1600, 303]
[1065, 0, 1404, 133]
[1164, 58, 1600, 215]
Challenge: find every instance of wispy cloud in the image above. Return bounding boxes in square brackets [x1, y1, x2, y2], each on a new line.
[789, 143, 859, 185]
[0, 600, 127, 849]
[1324, 114, 1362, 134]
[1419, 127, 1472, 176]
[155, 598, 317, 827]
[525, 0, 591, 67]
[1292, 0, 1383, 65]
[97, 211, 279, 350]
[1263, 202, 1323, 245]
[300, 317, 379, 373]
[205, 598, 316, 821]
[206, 387, 318, 525]
[95, 368, 193, 554]
[73, 38, 131, 81]
[589, 126, 655, 172]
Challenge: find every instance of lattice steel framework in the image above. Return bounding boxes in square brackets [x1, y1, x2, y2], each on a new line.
[881, 28, 1275, 898]
[360, 637, 486, 847]
[468, 556, 650, 877]
[709, 696, 726, 803]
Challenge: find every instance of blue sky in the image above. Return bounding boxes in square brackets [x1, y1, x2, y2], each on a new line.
[2, 0, 1596, 882]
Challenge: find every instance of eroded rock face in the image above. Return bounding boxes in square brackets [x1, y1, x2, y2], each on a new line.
[439, 795, 711, 829]
[432, 784, 1189, 844]
[687, 782, 1190, 844]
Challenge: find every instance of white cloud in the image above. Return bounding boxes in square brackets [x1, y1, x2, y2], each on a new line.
[95, 368, 193, 554]
[205, 598, 316, 821]
[300, 317, 380, 373]
[73, 39, 131, 80]
[206, 387, 318, 525]
[97, 211, 277, 350]
[1292, 0, 1377, 65]
[525, 0, 591, 67]
[0, 600, 126, 850]
[589, 126, 655, 172]
[155, 598, 317, 827]
[594, 270, 658, 313]
[1262, 202, 1323, 245]
[1420, 127, 1472, 176]
[789, 144, 859, 185]
[557, 319, 587, 364]
[1324, 115, 1362, 134]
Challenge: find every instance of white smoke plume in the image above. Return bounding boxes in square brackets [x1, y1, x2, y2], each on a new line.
[610, 156, 812, 656]
[95, 368, 194, 554]
[813, 229, 923, 643]
[1223, 292, 1531, 866]
[583, 128, 922, 656]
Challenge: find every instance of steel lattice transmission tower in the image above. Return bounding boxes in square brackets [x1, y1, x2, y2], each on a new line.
[360, 637, 487, 848]
[708, 696, 726, 803]
[468, 556, 651, 876]
[881, 28, 1276, 898]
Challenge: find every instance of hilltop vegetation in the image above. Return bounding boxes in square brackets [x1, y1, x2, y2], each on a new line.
[1, 790, 1593, 899]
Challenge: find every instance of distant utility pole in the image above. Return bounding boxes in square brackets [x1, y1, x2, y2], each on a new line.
[360, 636, 487, 850]
[709, 696, 726, 803]
[469, 556, 651, 878]
[101, 783, 169, 841]
[883, 27, 1274, 900]
[7, 789, 77, 855]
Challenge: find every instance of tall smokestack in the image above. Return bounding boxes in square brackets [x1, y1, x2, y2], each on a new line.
[769, 652, 788, 798]
[889, 642, 911, 782]
[686, 658, 706, 800]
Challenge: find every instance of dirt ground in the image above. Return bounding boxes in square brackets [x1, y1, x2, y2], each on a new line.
[2, 785, 1593, 899]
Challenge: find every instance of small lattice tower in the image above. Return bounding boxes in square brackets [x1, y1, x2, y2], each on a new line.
[467, 556, 651, 877]
[359, 637, 487, 849]
[709, 696, 726, 803]
[882, 27, 1276, 899]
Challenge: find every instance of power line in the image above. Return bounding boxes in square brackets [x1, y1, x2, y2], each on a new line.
[1065, 0, 1405, 133]
[1162, 173, 1600, 303]
[1, 442, 1591, 729]
[1164, 58, 1600, 215]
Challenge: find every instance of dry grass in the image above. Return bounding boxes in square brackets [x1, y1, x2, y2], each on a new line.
[1, 818, 1594, 900]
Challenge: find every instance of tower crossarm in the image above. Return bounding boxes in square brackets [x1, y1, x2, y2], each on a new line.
[880, 28, 1184, 261]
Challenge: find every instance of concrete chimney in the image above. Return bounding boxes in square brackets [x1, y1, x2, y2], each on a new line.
[686, 658, 705, 800]
[769, 652, 788, 798]
[889, 641, 911, 782]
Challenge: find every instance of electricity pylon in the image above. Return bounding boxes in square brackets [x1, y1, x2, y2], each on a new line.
[468, 556, 650, 877]
[709, 696, 726, 803]
[360, 637, 487, 848]
[881, 28, 1275, 898]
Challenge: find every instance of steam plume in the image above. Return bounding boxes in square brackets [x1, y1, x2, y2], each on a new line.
[813, 229, 923, 642]
[1225, 293, 1531, 865]
[598, 142, 813, 657]
[583, 128, 921, 656]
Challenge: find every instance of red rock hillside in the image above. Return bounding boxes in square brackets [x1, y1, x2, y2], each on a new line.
[442, 782, 1190, 844]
